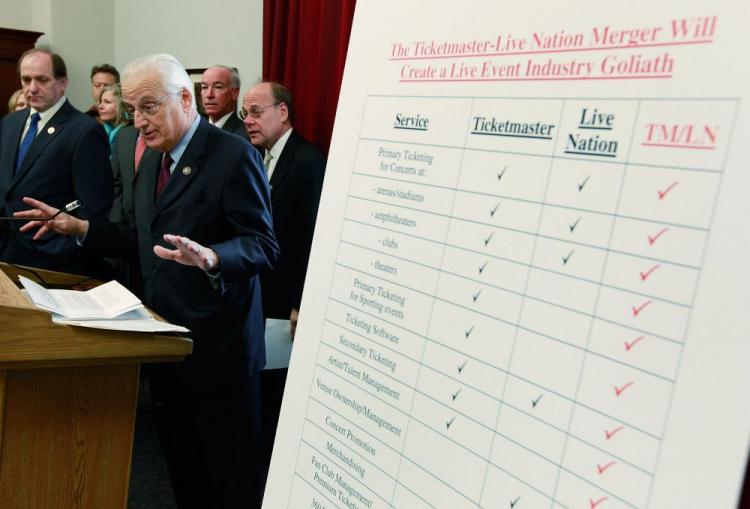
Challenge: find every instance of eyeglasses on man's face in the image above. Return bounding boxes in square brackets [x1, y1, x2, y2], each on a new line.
[238, 102, 279, 120]
[124, 91, 178, 119]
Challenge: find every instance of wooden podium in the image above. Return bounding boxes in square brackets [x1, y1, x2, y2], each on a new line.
[0, 264, 192, 508]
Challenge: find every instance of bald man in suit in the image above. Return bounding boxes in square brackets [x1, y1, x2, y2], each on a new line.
[241, 80, 325, 470]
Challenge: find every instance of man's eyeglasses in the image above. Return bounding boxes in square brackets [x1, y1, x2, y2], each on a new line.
[238, 103, 279, 120]
[124, 92, 177, 119]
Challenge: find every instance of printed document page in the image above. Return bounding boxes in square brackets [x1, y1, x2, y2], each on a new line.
[264, 1, 750, 508]
[20, 276, 143, 319]
[51, 308, 189, 333]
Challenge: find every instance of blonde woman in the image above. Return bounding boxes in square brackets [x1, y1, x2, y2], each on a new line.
[7, 89, 27, 113]
[97, 84, 130, 148]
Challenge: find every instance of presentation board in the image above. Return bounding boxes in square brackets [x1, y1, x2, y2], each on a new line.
[263, 1, 750, 508]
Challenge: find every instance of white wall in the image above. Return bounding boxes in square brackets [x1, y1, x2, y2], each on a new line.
[114, 0, 263, 107]
[0, 0, 263, 111]
[0, 0, 45, 32]
[48, 0, 115, 110]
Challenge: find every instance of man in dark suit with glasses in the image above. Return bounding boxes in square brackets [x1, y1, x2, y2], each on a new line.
[241, 81, 326, 472]
[17, 54, 278, 509]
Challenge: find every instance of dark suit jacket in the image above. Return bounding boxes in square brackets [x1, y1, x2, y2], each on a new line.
[108, 125, 158, 297]
[109, 125, 158, 226]
[221, 113, 248, 140]
[0, 100, 113, 275]
[261, 129, 325, 319]
[86, 118, 278, 382]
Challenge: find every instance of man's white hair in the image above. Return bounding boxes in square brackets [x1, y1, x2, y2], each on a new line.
[122, 53, 196, 110]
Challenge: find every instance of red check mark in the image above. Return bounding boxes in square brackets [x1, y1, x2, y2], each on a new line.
[604, 425, 624, 440]
[632, 300, 652, 317]
[597, 461, 616, 474]
[639, 264, 660, 281]
[624, 336, 644, 351]
[589, 497, 608, 509]
[614, 381, 634, 396]
[647, 228, 668, 245]
[657, 181, 679, 200]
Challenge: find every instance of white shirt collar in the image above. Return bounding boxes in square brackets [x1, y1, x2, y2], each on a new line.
[211, 111, 234, 129]
[27, 95, 67, 134]
[166, 114, 201, 173]
[266, 127, 293, 180]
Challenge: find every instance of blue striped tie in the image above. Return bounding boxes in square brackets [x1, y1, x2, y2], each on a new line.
[15, 112, 41, 174]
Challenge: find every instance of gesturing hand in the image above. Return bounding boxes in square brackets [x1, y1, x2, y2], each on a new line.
[153, 234, 220, 271]
[15, 196, 89, 240]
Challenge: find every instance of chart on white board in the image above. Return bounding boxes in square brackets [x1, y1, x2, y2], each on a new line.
[263, 2, 750, 508]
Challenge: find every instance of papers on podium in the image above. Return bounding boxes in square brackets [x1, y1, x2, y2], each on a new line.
[19, 276, 189, 333]
[51, 308, 189, 333]
[20, 276, 143, 319]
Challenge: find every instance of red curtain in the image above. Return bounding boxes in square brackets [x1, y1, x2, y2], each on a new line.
[263, 0, 356, 155]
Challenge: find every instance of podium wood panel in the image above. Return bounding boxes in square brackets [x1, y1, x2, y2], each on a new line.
[0, 264, 192, 507]
[0, 365, 138, 508]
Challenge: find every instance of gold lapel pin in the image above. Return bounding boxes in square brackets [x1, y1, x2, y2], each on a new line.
[182, 166, 192, 176]
[47, 127, 55, 134]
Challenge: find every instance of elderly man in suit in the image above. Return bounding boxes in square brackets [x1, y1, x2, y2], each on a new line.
[18, 54, 278, 509]
[0, 49, 112, 276]
[241, 80, 325, 470]
[200, 65, 247, 139]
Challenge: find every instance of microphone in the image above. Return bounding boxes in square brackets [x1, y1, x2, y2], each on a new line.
[44, 200, 81, 220]
[0, 199, 81, 221]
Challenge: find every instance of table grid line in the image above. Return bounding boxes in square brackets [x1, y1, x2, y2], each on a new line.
[351, 192, 711, 243]
[311, 363, 641, 509]
[320, 333, 659, 478]
[642, 97, 742, 507]
[344, 215, 702, 276]
[360, 136, 726, 174]
[323, 311, 667, 440]
[286, 91, 375, 509]
[351, 169, 714, 234]
[339, 235, 695, 312]
[551, 98, 646, 507]
[386, 96, 477, 507]
[333, 258, 687, 351]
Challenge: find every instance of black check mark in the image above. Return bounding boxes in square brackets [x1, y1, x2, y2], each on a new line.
[452, 388, 461, 401]
[577, 175, 591, 192]
[498, 166, 508, 181]
[490, 201, 501, 217]
[478, 260, 488, 274]
[464, 325, 475, 338]
[458, 360, 468, 374]
[446, 416, 456, 429]
[531, 394, 543, 408]
[569, 217, 581, 233]
[562, 249, 575, 265]
[483, 232, 494, 246]
[510, 496, 521, 508]
[472, 289, 482, 303]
